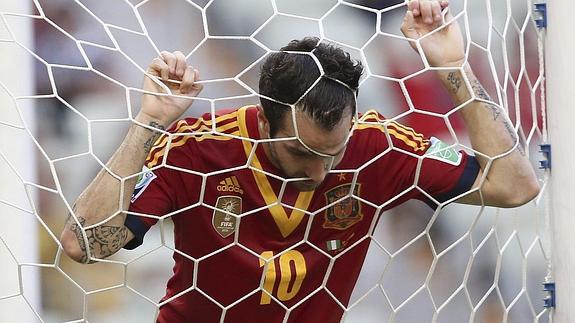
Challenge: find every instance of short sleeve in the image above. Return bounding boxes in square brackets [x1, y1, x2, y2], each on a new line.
[354, 110, 479, 208]
[123, 120, 191, 250]
[417, 137, 480, 207]
[124, 165, 177, 249]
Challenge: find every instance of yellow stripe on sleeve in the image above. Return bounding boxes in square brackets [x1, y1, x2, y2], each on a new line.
[355, 110, 430, 152]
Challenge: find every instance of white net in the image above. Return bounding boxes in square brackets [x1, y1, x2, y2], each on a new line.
[0, 0, 550, 322]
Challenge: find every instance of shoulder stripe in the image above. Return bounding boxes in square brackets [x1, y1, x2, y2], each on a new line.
[176, 111, 239, 133]
[145, 112, 240, 168]
[388, 121, 427, 141]
[147, 119, 193, 158]
[145, 129, 240, 168]
[148, 111, 239, 157]
[386, 128, 429, 152]
[146, 130, 240, 168]
[358, 109, 384, 123]
[355, 110, 430, 152]
[387, 122, 429, 147]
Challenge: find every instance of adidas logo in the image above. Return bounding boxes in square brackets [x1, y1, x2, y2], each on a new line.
[217, 176, 244, 195]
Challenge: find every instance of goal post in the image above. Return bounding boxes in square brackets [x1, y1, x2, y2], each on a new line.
[0, 0, 39, 321]
[546, 0, 575, 321]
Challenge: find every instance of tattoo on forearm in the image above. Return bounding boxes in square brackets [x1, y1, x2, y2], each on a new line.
[144, 121, 165, 151]
[447, 72, 462, 94]
[502, 118, 526, 156]
[468, 79, 526, 156]
[449, 72, 502, 122]
[66, 214, 129, 264]
[471, 79, 501, 121]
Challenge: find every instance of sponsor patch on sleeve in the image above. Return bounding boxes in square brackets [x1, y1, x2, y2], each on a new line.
[425, 137, 463, 166]
[131, 166, 157, 202]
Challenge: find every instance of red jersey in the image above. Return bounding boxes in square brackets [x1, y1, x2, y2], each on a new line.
[125, 106, 479, 322]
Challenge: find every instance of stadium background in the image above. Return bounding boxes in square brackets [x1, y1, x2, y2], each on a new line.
[3, 0, 547, 321]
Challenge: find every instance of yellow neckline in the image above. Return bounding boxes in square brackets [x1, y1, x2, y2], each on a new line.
[237, 106, 314, 238]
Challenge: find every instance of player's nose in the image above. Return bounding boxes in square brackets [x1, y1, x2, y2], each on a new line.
[305, 158, 329, 185]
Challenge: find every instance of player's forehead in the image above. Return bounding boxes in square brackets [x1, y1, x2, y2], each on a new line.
[276, 109, 352, 156]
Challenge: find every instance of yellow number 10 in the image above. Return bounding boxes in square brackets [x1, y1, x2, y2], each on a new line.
[259, 250, 307, 304]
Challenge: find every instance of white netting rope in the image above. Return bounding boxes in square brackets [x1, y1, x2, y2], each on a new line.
[0, 0, 550, 322]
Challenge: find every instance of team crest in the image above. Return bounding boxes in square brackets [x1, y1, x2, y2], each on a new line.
[323, 183, 363, 230]
[212, 196, 242, 238]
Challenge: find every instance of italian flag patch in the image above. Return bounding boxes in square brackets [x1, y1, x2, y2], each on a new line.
[326, 240, 342, 252]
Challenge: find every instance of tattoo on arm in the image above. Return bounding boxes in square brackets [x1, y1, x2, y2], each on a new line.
[471, 79, 501, 121]
[469, 79, 526, 156]
[447, 72, 462, 94]
[143, 121, 166, 151]
[66, 213, 129, 264]
[502, 118, 526, 156]
[447, 72, 502, 121]
[445, 71, 525, 156]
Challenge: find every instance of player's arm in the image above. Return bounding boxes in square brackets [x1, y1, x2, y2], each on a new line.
[401, 0, 539, 207]
[60, 51, 203, 263]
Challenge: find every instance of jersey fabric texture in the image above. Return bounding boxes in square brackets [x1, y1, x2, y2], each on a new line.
[125, 105, 479, 323]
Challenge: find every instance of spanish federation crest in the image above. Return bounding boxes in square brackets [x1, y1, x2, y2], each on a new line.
[323, 183, 363, 230]
[212, 196, 242, 238]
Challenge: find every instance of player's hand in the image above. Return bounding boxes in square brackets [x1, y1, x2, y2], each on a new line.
[401, 0, 465, 67]
[139, 51, 203, 127]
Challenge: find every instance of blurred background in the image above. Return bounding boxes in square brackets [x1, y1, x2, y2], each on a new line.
[0, 0, 549, 322]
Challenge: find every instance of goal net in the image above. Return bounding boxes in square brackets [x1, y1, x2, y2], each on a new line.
[0, 0, 550, 322]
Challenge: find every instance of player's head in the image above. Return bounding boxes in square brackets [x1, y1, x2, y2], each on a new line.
[258, 37, 363, 191]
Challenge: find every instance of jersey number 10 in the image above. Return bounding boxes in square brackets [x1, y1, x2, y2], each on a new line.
[259, 250, 307, 305]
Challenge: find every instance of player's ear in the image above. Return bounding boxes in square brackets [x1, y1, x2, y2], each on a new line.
[256, 105, 270, 138]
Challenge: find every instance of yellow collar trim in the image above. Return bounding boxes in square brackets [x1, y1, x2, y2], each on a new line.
[237, 106, 314, 238]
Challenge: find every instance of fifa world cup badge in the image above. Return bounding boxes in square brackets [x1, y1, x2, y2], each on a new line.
[212, 196, 242, 238]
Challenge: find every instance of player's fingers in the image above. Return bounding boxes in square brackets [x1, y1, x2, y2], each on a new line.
[400, 10, 418, 39]
[160, 51, 176, 76]
[408, 0, 420, 16]
[420, 0, 433, 24]
[192, 69, 204, 94]
[440, 0, 449, 9]
[180, 66, 196, 94]
[431, 1, 442, 23]
[150, 57, 170, 80]
[174, 51, 187, 79]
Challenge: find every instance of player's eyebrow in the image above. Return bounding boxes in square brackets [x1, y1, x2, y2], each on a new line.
[287, 142, 347, 158]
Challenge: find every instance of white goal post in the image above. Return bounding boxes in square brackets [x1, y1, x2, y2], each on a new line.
[0, 0, 39, 322]
[546, 0, 575, 321]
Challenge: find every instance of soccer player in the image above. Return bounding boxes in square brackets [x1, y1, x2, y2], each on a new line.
[60, 1, 539, 322]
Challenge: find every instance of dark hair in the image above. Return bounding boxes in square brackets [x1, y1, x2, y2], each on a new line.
[259, 37, 363, 137]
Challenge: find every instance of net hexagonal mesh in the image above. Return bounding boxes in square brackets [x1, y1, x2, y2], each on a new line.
[0, 0, 550, 322]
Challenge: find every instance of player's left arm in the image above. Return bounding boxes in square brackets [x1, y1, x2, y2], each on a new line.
[401, 0, 540, 207]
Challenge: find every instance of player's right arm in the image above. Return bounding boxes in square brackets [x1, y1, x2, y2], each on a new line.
[60, 51, 203, 263]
